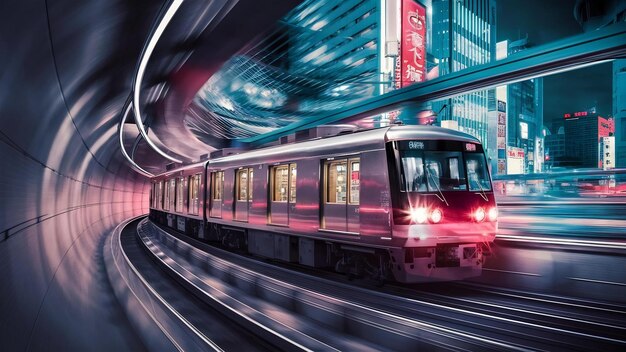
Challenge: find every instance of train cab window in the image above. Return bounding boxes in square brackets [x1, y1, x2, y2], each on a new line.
[211, 171, 224, 200]
[326, 160, 347, 203]
[188, 174, 201, 215]
[465, 153, 492, 191]
[349, 160, 360, 205]
[271, 164, 296, 203]
[401, 151, 467, 192]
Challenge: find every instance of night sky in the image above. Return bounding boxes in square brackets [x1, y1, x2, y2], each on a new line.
[496, 0, 613, 131]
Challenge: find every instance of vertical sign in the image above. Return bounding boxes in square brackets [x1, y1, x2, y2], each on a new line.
[399, 0, 426, 87]
[496, 100, 507, 174]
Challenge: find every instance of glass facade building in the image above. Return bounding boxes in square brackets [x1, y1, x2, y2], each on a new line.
[614, 59, 626, 167]
[505, 38, 544, 174]
[430, 0, 497, 147]
[285, 0, 382, 107]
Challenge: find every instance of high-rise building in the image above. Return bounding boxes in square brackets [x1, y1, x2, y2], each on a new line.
[430, 0, 497, 146]
[613, 59, 626, 167]
[285, 0, 382, 105]
[563, 110, 615, 168]
[544, 125, 566, 168]
[505, 38, 544, 174]
[488, 38, 544, 174]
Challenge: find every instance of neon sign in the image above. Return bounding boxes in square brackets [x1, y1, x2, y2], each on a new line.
[564, 111, 588, 119]
[399, 0, 426, 88]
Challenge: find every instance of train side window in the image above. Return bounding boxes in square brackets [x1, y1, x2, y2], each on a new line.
[272, 165, 289, 202]
[349, 159, 360, 205]
[189, 174, 200, 215]
[150, 184, 155, 208]
[163, 179, 170, 210]
[237, 169, 249, 201]
[168, 179, 176, 211]
[153, 183, 157, 208]
[158, 181, 164, 209]
[326, 160, 347, 203]
[249, 169, 254, 201]
[175, 177, 185, 213]
[289, 164, 296, 203]
[211, 171, 223, 200]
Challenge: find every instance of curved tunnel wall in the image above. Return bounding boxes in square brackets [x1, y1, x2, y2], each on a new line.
[0, 0, 159, 349]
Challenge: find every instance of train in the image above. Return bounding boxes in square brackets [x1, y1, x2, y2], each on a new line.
[148, 125, 497, 283]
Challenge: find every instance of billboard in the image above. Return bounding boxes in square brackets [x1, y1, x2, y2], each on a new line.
[398, 0, 426, 88]
[506, 147, 525, 175]
[599, 136, 615, 170]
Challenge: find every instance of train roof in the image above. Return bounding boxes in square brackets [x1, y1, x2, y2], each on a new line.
[151, 125, 481, 178]
[209, 125, 480, 168]
[385, 125, 480, 143]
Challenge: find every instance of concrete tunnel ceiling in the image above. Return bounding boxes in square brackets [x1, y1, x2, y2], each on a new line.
[0, 0, 301, 349]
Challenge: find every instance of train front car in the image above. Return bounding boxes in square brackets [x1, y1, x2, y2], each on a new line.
[385, 127, 497, 283]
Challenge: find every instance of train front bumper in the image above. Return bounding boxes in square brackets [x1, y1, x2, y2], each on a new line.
[388, 222, 497, 283]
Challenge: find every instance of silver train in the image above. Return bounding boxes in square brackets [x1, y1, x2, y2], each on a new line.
[149, 125, 497, 283]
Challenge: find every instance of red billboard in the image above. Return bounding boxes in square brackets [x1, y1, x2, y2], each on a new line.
[399, 0, 426, 88]
[598, 116, 614, 138]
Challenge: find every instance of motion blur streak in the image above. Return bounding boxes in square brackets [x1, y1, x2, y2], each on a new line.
[0, 0, 161, 350]
[119, 102, 155, 177]
[132, 0, 183, 164]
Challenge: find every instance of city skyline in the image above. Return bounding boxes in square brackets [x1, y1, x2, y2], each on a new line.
[497, 0, 613, 128]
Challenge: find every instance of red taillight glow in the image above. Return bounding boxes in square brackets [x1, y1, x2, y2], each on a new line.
[430, 208, 443, 223]
[474, 207, 486, 222]
[488, 207, 498, 222]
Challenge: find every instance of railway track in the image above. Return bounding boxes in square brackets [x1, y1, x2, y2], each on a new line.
[138, 218, 626, 351]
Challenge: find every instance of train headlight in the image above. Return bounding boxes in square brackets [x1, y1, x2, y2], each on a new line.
[488, 207, 498, 222]
[410, 207, 428, 224]
[430, 208, 443, 224]
[474, 207, 486, 222]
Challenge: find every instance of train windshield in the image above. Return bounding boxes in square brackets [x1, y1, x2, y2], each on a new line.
[465, 152, 492, 191]
[401, 151, 467, 192]
[400, 151, 491, 192]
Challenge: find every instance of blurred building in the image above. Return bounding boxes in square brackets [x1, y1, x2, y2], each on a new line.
[614, 59, 626, 167]
[574, 0, 626, 167]
[506, 38, 544, 174]
[544, 125, 566, 168]
[285, 0, 382, 102]
[563, 110, 615, 168]
[488, 38, 544, 174]
[430, 0, 497, 146]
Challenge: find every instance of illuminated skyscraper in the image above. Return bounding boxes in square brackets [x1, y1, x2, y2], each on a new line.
[505, 38, 544, 174]
[614, 59, 626, 167]
[430, 0, 497, 145]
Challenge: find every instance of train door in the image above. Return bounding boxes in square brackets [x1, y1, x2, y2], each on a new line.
[234, 168, 253, 222]
[210, 171, 223, 218]
[347, 158, 360, 233]
[322, 158, 360, 233]
[269, 163, 296, 226]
